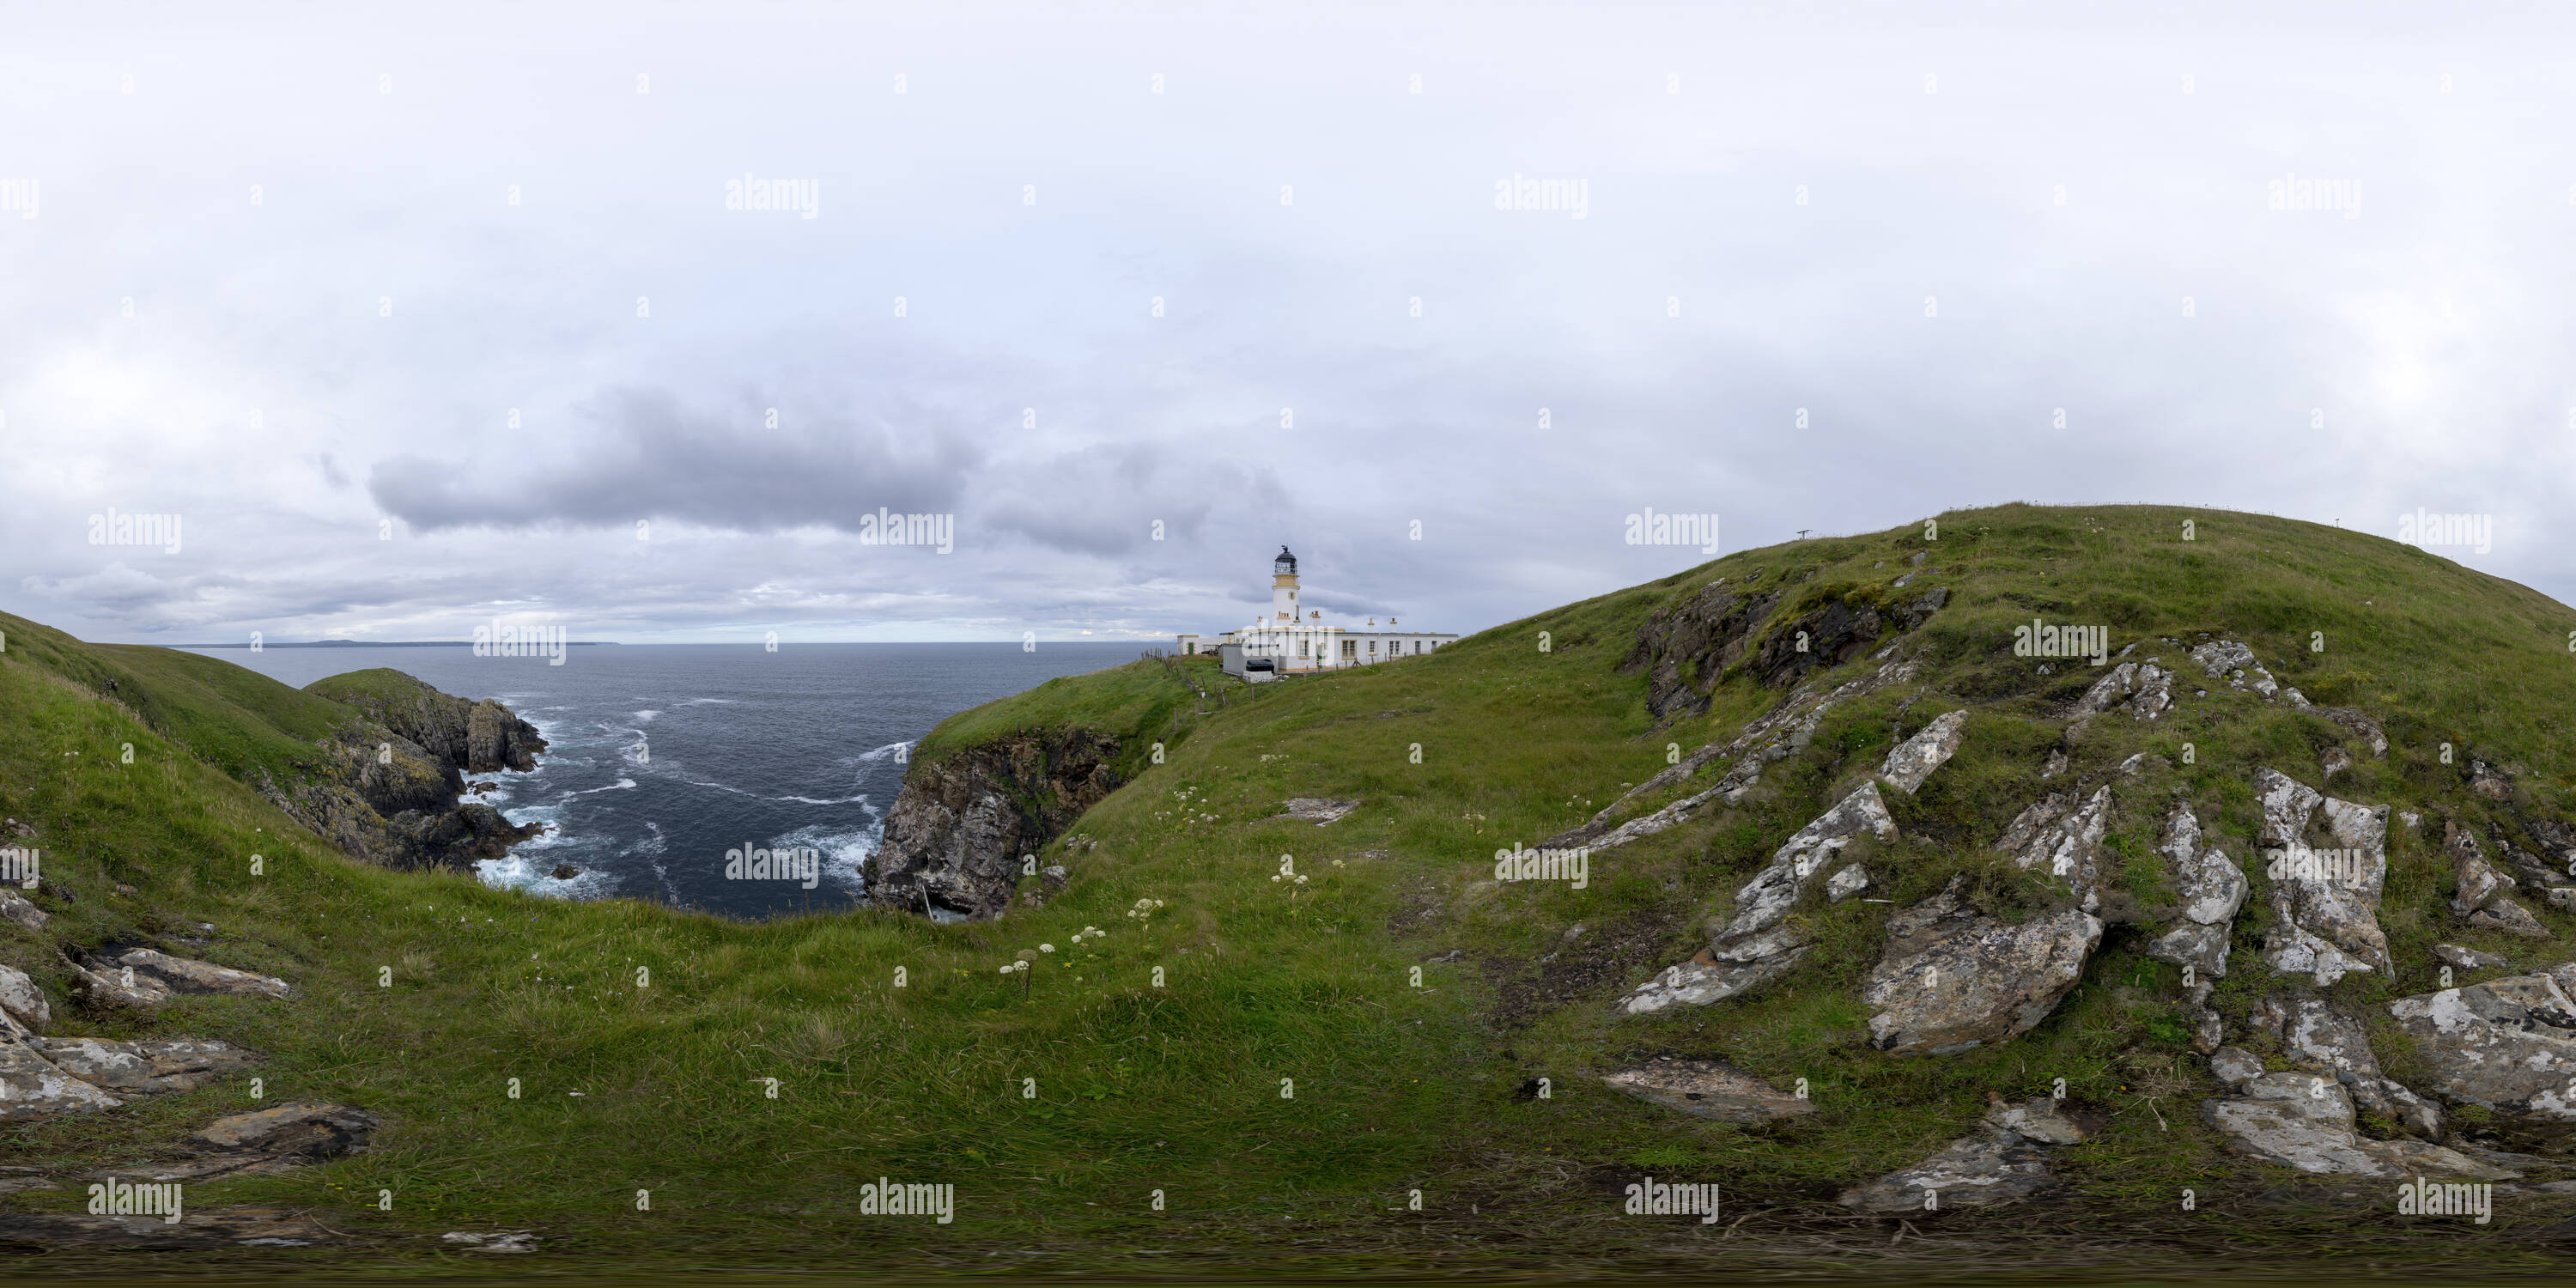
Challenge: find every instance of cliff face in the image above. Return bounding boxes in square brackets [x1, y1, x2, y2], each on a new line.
[264, 671, 550, 872]
[867, 729, 1122, 920]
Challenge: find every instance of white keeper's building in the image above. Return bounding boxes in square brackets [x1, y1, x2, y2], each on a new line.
[1178, 548, 1456, 679]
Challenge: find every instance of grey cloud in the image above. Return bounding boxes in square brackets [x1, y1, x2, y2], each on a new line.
[369, 388, 983, 534]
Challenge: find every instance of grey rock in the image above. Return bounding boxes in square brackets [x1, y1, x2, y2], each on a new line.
[1984, 1094, 2089, 1144]
[1997, 786, 2114, 914]
[2259, 774, 2394, 986]
[1879, 709, 1968, 794]
[1616, 951, 1807, 1016]
[2148, 805, 2245, 979]
[2471, 761, 2513, 802]
[0, 889, 47, 933]
[0, 964, 47, 1033]
[0, 1038, 125, 1120]
[29, 1038, 252, 1095]
[2433, 943, 2511, 972]
[2148, 922, 2232, 977]
[1826, 863, 1870, 902]
[1864, 877, 2102, 1054]
[187, 1102, 380, 1158]
[2387, 972, 2576, 1138]
[76, 966, 173, 1009]
[2210, 1046, 2266, 1089]
[2042, 748, 2068, 781]
[867, 728, 1124, 920]
[1619, 781, 1899, 1016]
[1838, 1125, 2056, 1213]
[1279, 798, 1358, 825]
[2204, 1073, 2507, 1178]
[2321, 746, 2353, 781]
[101, 948, 290, 999]
[2447, 821, 2549, 938]
[2247, 996, 2443, 1139]
[2190, 640, 2256, 677]
[1601, 1059, 1816, 1122]
[2312, 707, 2390, 757]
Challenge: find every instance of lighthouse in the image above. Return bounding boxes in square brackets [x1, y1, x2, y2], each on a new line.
[1272, 546, 1300, 623]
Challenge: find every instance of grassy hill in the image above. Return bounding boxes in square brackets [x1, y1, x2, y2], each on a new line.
[7, 502, 2576, 1277]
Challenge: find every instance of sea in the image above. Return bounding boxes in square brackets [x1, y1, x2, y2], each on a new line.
[180, 642, 1141, 920]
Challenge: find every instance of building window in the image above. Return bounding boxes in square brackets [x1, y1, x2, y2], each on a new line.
[1298, 640, 1309, 659]
[1340, 640, 1358, 659]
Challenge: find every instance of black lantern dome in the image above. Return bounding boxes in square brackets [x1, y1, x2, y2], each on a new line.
[1274, 546, 1297, 576]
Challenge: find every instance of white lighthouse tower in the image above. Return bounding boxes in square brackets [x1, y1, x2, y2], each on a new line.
[1272, 546, 1300, 623]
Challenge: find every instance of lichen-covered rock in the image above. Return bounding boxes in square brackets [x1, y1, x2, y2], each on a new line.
[2209, 1047, 2266, 1089]
[2446, 820, 2549, 939]
[76, 965, 173, 1009]
[2258, 771, 2393, 985]
[0, 887, 46, 933]
[1984, 1094, 2090, 1145]
[1827, 863, 1870, 902]
[0, 1038, 124, 1121]
[1996, 787, 2114, 914]
[29, 1038, 251, 1095]
[1879, 710, 1967, 794]
[2246, 996, 2443, 1139]
[2387, 971, 2576, 1142]
[2145, 804, 2248, 979]
[2312, 707, 2389, 757]
[0, 965, 48, 1033]
[1863, 877, 2102, 1054]
[2204, 1072, 2506, 1178]
[2433, 943, 2510, 972]
[1838, 1125, 2056, 1213]
[1600, 1058, 1815, 1122]
[100, 949, 290, 999]
[1616, 782, 1898, 1016]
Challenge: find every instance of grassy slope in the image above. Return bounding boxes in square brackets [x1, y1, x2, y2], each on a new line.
[5, 503, 2576, 1275]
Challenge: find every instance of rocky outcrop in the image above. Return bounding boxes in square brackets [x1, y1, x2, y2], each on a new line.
[1839, 1097, 2085, 1214]
[1622, 580, 1781, 720]
[29, 1038, 250, 1095]
[2246, 996, 2443, 1139]
[1996, 787, 2114, 914]
[2257, 769, 2393, 985]
[0, 1038, 124, 1120]
[2144, 803, 2246, 981]
[308, 670, 546, 774]
[0, 964, 48, 1034]
[1616, 782, 1898, 1015]
[1879, 710, 1967, 794]
[2203, 1071, 2507, 1179]
[2190, 639, 2306, 706]
[2387, 968, 2576, 1146]
[85, 948, 290, 1002]
[2446, 820, 2548, 938]
[1601, 1058, 1814, 1122]
[0, 890, 46, 933]
[2065, 660, 2176, 733]
[248, 671, 550, 873]
[1863, 875, 2102, 1054]
[868, 729, 1124, 920]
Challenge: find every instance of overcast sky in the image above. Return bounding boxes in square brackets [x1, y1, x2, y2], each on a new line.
[5, 2, 2573, 645]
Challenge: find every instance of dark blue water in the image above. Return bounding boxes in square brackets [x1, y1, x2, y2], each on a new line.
[180, 642, 1141, 919]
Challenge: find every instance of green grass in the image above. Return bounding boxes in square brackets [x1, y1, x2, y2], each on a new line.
[8, 502, 2576, 1276]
